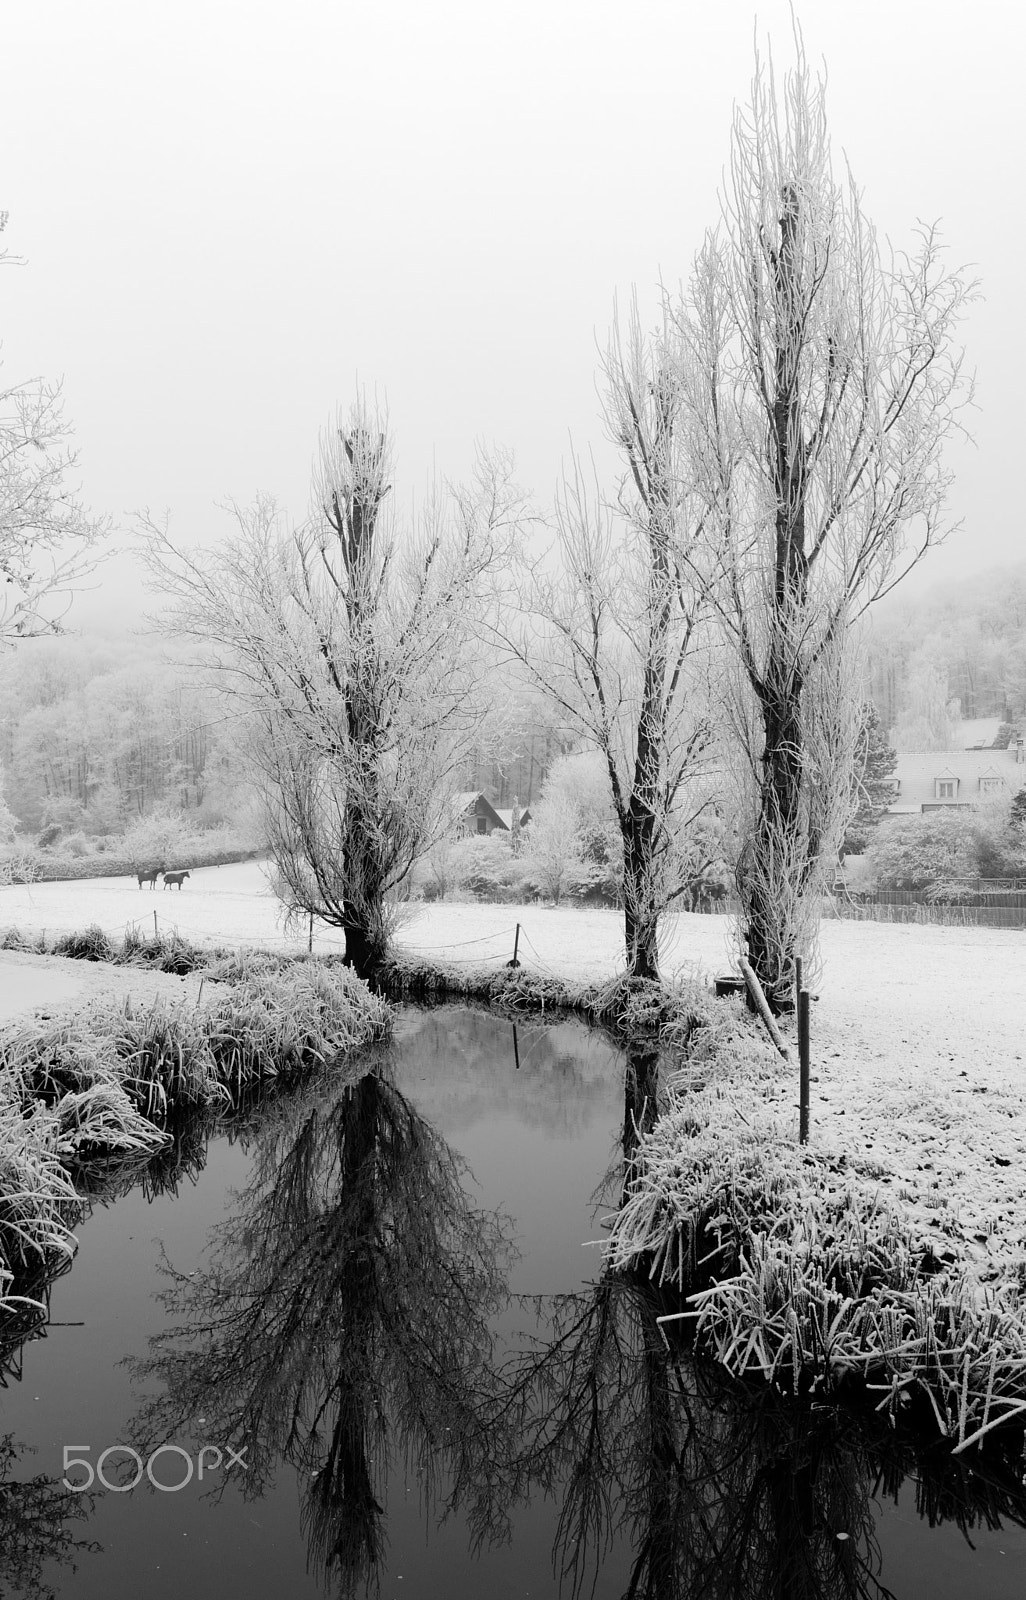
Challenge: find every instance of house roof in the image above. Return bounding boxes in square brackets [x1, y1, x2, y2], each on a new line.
[494, 806, 531, 830]
[452, 791, 507, 829]
[887, 748, 1025, 813]
[954, 717, 1004, 748]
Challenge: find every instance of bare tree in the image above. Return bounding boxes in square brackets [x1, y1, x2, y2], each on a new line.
[143, 398, 522, 980]
[674, 37, 974, 1009]
[512, 302, 718, 982]
[0, 219, 108, 640]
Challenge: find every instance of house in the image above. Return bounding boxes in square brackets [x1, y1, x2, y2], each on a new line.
[885, 744, 1026, 816]
[450, 793, 534, 837]
[453, 792, 509, 836]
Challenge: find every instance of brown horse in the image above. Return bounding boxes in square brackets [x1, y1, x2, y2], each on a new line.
[163, 870, 190, 890]
[137, 867, 162, 889]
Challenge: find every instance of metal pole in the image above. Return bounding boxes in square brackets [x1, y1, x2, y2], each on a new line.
[153, 910, 158, 940]
[308, 911, 314, 953]
[508, 923, 521, 969]
[798, 987, 811, 1145]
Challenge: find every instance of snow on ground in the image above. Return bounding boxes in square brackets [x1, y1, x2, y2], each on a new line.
[1, 863, 1024, 1277]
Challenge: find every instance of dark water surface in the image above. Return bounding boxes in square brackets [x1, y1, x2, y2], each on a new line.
[1, 1005, 1024, 1598]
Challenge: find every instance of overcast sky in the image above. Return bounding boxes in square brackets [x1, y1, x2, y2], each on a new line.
[2, 0, 1022, 629]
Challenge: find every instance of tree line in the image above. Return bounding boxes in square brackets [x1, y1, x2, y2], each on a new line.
[865, 565, 1026, 750]
[0, 636, 243, 835]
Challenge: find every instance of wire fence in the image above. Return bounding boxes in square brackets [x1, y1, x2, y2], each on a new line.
[828, 901, 1026, 929]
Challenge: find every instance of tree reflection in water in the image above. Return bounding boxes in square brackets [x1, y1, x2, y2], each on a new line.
[129, 1060, 517, 1593]
[0, 1432, 99, 1599]
[101, 1039, 1026, 1596]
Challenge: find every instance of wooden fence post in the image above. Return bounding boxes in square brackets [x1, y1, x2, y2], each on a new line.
[798, 987, 811, 1145]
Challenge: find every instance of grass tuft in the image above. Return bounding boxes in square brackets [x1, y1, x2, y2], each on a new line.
[51, 924, 115, 963]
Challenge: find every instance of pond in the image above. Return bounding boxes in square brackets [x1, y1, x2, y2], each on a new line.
[1, 1004, 1025, 1598]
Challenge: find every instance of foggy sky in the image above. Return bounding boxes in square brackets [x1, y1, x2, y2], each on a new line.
[2, 0, 1021, 630]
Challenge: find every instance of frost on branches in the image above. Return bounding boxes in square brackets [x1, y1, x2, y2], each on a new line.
[143, 400, 524, 980]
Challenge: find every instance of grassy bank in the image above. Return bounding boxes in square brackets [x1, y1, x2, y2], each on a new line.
[6, 925, 1026, 1457]
[377, 951, 684, 1038]
[0, 946, 390, 1323]
[606, 1009, 1026, 1455]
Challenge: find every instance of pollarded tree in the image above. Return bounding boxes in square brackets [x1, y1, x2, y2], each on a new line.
[512, 301, 719, 982]
[144, 399, 523, 979]
[676, 37, 973, 1010]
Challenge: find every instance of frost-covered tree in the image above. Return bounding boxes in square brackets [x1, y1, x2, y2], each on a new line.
[889, 656, 961, 753]
[0, 219, 107, 639]
[523, 792, 582, 906]
[842, 704, 897, 855]
[144, 399, 522, 979]
[511, 302, 718, 980]
[675, 36, 973, 1009]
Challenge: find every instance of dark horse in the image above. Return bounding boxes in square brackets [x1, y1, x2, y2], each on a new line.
[688, 874, 729, 913]
[137, 866, 163, 889]
[163, 870, 190, 890]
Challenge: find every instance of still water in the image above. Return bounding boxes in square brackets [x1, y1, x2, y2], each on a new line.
[1, 1005, 1024, 1597]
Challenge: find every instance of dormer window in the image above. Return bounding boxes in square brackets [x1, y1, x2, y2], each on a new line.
[980, 777, 1004, 796]
[936, 779, 957, 800]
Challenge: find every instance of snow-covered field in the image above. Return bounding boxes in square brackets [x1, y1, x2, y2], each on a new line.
[2, 861, 1024, 1277]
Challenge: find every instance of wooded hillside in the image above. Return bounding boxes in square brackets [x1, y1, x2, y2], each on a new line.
[866, 563, 1026, 748]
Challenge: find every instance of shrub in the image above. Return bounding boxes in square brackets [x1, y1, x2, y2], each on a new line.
[455, 834, 518, 898]
[562, 861, 620, 905]
[0, 849, 43, 885]
[867, 812, 977, 891]
[52, 925, 115, 963]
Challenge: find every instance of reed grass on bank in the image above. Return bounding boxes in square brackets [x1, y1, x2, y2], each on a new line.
[0, 1081, 80, 1322]
[606, 1048, 1026, 1454]
[377, 952, 690, 1038]
[0, 953, 391, 1321]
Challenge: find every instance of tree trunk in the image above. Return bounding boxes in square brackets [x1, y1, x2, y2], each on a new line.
[742, 182, 812, 1016]
[746, 666, 805, 1013]
[623, 808, 660, 982]
[624, 903, 660, 983]
[340, 909, 387, 986]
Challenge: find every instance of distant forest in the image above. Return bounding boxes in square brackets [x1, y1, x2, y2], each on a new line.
[865, 563, 1026, 751]
[0, 635, 244, 833]
[4, 561, 1026, 838]
[0, 635, 578, 835]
